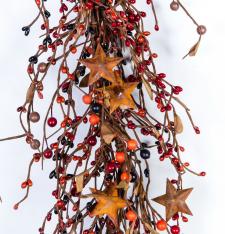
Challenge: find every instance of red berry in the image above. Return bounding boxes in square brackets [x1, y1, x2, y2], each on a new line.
[43, 148, 53, 159]
[47, 117, 57, 127]
[171, 225, 180, 234]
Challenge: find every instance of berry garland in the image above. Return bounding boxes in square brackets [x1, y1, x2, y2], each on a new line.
[0, 0, 206, 233]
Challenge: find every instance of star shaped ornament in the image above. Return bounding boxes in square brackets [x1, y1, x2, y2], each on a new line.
[99, 71, 138, 113]
[79, 44, 123, 85]
[152, 179, 193, 221]
[88, 184, 127, 226]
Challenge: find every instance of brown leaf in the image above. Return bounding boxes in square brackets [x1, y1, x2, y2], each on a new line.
[174, 113, 184, 134]
[79, 74, 89, 87]
[75, 169, 91, 193]
[183, 38, 201, 59]
[26, 82, 35, 104]
[142, 77, 153, 100]
[117, 181, 129, 191]
[101, 122, 117, 144]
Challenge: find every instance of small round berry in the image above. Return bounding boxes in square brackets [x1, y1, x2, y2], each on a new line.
[30, 139, 41, 150]
[120, 171, 130, 181]
[127, 139, 138, 151]
[38, 62, 47, 73]
[170, 225, 180, 234]
[115, 152, 126, 163]
[82, 94, 92, 104]
[140, 149, 151, 159]
[29, 112, 40, 123]
[126, 210, 137, 222]
[89, 114, 100, 125]
[91, 103, 102, 113]
[170, 1, 179, 11]
[47, 117, 57, 127]
[105, 162, 116, 173]
[156, 220, 167, 231]
[197, 25, 207, 35]
[43, 148, 53, 159]
[87, 136, 97, 146]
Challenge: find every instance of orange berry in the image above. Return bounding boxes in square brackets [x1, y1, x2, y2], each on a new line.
[156, 220, 167, 231]
[89, 114, 100, 125]
[61, 66, 68, 74]
[70, 45, 77, 54]
[115, 152, 125, 163]
[126, 210, 137, 222]
[82, 94, 92, 104]
[120, 171, 130, 181]
[127, 139, 138, 150]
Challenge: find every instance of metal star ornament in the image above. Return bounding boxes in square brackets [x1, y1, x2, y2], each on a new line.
[152, 179, 193, 221]
[79, 44, 123, 85]
[88, 184, 127, 226]
[99, 71, 138, 113]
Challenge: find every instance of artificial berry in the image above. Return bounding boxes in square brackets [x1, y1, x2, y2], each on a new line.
[140, 149, 151, 159]
[126, 210, 137, 222]
[156, 220, 167, 231]
[48, 117, 57, 127]
[115, 152, 126, 163]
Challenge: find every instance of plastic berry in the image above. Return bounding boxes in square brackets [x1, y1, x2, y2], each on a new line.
[120, 171, 130, 181]
[82, 94, 92, 104]
[89, 114, 100, 125]
[170, 225, 180, 234]
[140, 149, 151, 159]
[156, 220, 167, 231]
[47, 117, 57, 127]
[87, 136, 97, 146]
[91, 103, 102, 113]
[115, 152, 126, 163]
[170, 1, 179, 11]
[43, 148, 53, 159]
[127, 139, 138, 150]
[29, 111, 40, 123]
[126, 210, 137, 222]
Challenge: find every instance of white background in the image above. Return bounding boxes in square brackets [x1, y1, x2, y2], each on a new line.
[0, 0, 224, 233]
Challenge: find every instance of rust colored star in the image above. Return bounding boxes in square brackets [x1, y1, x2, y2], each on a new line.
[152, 179, 193, 221]
[79, 44, 123, 85]
[89, 184, 127, 226]
[99, 71, 138, 113]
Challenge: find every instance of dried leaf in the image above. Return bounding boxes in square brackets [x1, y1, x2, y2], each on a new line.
[26, 82, 35, 104]
[79, 74, 89, 87]
[142, 77, 153, 100]
[75, 169, 91, 193]
[101, 122, 117, 144]
[183, 39, 201, 59]
[117, 181, 129, 191]
[174, 113, 184, 134]
[144, 222, 159, 234]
